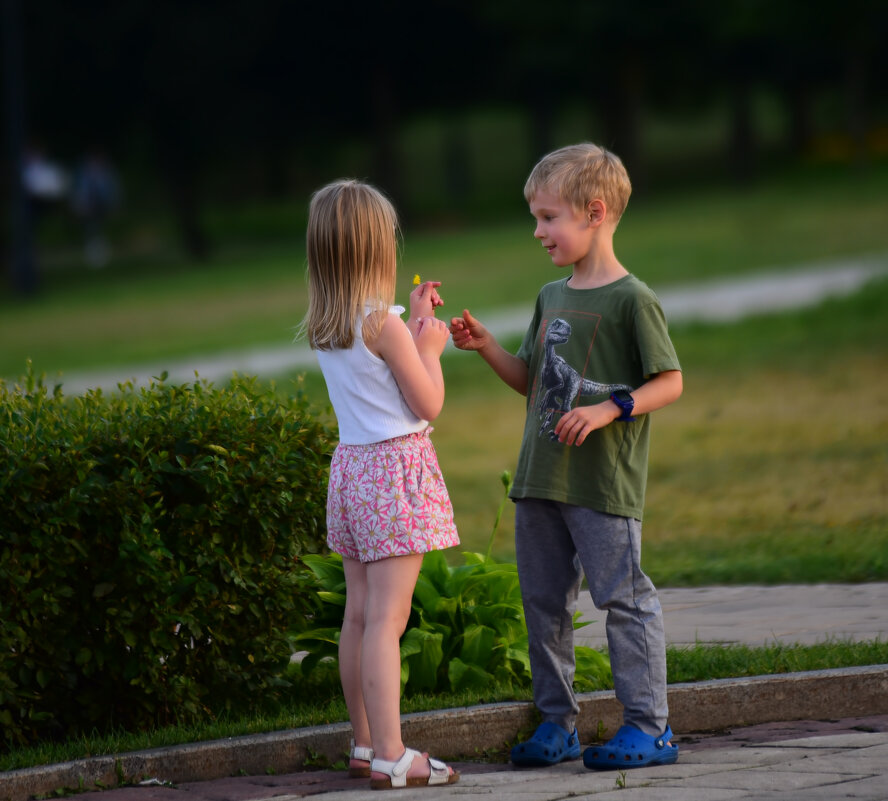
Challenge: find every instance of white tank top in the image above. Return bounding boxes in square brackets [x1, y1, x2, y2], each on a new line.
[315, 305, 428, 445]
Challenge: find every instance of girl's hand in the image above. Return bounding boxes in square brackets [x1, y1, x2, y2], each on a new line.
[414, 315, 450, 358]
[409, 280, 444, 324]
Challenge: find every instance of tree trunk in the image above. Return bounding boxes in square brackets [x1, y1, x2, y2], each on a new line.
[783, 80, 813, 158]
[3, 0, 39, 294]
[600, 56, 645, 193]
[728, 79, 755, 183]
[370, 64, 404, 214]
[154, 128, 211, 261]
[844, 50, 868, 163]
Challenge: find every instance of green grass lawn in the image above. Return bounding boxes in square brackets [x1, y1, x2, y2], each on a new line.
[3, 163, 887, 585]
[2, 161, 888, 379]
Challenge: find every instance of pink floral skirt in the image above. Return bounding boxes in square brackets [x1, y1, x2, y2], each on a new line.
[326, 428, 460, 563]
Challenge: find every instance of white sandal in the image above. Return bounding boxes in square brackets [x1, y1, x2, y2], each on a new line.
[370, 747, 459, 790]
[349, 738, 375, 778]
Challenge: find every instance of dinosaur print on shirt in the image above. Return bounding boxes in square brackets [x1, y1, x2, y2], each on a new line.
[532, 316, 632, 440]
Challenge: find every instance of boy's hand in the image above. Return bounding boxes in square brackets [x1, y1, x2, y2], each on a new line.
[554, 402, 621, 446]
[415, 315, 450, 358]
[449, 309, 491, 352]
[409, 280, 443, 323]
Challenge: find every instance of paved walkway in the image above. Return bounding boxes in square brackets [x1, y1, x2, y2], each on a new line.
[18, 715, 888, 800]
[55, 257, 887, 394]
[575, 583, 888, 650]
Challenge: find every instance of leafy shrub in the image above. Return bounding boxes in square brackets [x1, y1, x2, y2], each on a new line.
[0, 366, 336, 748]
[294, 472, 612, 696]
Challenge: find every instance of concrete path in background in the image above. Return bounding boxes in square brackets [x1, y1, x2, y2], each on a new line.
[575, 583, 888, 650]
[53, 256, 887, 394]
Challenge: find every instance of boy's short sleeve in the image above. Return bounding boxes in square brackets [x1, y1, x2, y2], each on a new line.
[635, 298, 681, 378]
[516, 294, 544, 367]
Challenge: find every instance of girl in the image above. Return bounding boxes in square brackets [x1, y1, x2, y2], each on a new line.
[303, 179, 460, 789]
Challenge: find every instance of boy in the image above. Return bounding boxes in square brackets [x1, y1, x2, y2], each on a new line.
[449, 143, 682, 770]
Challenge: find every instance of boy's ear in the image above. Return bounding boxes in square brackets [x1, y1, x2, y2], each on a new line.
[586, 199, 607, 227]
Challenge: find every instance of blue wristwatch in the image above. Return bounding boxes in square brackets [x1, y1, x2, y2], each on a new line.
[610, 390, 636, 422]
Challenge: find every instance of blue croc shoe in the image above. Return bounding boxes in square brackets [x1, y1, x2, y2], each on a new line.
[583, 724, 679, 770]
[511, 722, 581, 766]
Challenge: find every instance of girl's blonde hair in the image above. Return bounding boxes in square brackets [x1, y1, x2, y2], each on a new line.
[303, 179, 399, 350]
[524, 143, 632, 225]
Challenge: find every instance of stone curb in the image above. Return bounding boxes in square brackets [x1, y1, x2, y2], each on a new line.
[2, 664, 887, 801]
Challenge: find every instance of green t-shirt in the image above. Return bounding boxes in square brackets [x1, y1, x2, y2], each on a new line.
[510, 274, 681, 520]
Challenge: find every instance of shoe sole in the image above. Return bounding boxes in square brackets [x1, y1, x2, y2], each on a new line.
[584, 749, 679, 770]
[511, 747, 581, 767]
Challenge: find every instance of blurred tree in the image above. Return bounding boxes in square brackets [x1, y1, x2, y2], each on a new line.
[2, 0, 38, 295]
[20, 0, 267, 258]
[686, 0, 887, 175]
[290, 0, 495, 216]
[477, 0, 711, 191]
[3, 0, 885, 276]
[828, 0, 887, 162]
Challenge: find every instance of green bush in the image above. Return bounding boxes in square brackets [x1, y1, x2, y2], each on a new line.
[294, 472, 612, 696]
[295, 550, 612, 698]
[0, 366, 336, 748]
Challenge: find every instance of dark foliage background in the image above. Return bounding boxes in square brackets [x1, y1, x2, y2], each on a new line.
[3, 0, 886, 282]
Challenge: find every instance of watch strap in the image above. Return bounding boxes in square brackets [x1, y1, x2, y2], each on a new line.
[610, 391, 636, 422]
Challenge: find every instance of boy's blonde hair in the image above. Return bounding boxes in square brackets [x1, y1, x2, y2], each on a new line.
[524, 143, 632, 225]
[303, 179, 399, 350]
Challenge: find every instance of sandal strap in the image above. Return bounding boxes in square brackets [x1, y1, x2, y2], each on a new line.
[349, 738, 374, 762]
[426, 756, 450, 785]
[655, 725, 674, 749]
[371, 747, 421, 788]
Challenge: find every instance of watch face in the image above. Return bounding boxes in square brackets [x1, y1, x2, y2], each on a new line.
[613, 390, 633, 404]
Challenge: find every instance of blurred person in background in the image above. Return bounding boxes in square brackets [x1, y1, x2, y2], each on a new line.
[22, 143, 69, 216]
[17, 143, 69, 291]
[71, 150, 120, 268]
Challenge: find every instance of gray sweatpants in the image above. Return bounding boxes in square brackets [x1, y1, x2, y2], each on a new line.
[515, 498, 669, 736]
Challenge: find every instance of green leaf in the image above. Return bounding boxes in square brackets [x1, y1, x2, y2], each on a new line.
[418, 550, 451, 592]
[399, 629, 425, 660]
[303, 554, 346, 590]
[459, 623, 496, 667]
[401, 628, 443, 692]
[412, 573, 443, 614]
[317, 590, 346, 606]
[447, 657, 494, 692]
[92, 582, 116, 598]
[292, 627, 341, 648]
[574, 646, 613, 690]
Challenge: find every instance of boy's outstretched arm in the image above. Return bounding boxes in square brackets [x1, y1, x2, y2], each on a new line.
[554, 369, 683, 446]
[628, 369, 683, 416]
[450, 309, 529, 396]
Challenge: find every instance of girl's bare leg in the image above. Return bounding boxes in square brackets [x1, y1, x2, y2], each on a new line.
[362, 553, 423, 762]
[340, 557, 371, 771]
[362, 554, 455, 782]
